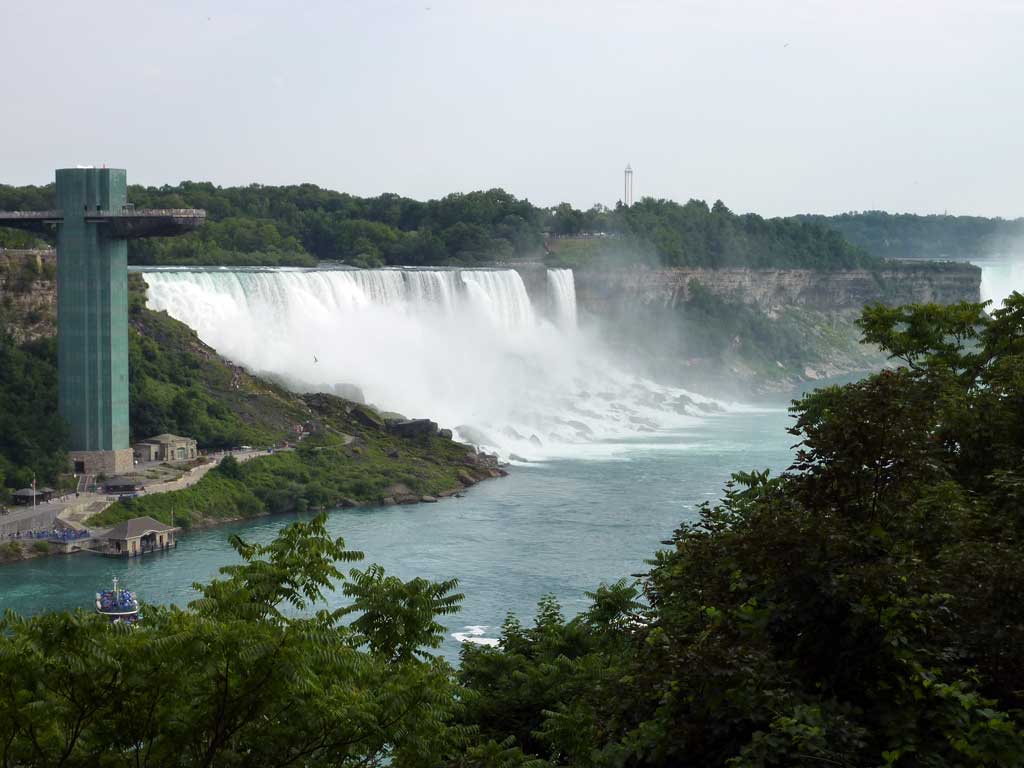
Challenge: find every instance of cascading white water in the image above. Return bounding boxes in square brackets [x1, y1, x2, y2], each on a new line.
[547, 268, 578, 331]
[979, 255, 1024, 309]
[142, 266, 728, 459]
[459, 269, 535, 329]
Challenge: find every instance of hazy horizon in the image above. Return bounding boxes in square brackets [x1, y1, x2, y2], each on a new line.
[2, 0, 1022, 219]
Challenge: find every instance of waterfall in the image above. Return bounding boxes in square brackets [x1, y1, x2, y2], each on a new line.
[547, 268, 578, 330]
[979, 255, 1024, 309]
[142, 266, 726, 459]
[460, 269, 535, 329]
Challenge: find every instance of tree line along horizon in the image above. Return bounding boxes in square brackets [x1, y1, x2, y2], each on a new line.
[4, 179, 1017, 270]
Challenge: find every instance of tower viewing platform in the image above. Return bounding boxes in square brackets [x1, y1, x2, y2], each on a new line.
[0, 207, 205, 237]
[0, 168, 206, 475]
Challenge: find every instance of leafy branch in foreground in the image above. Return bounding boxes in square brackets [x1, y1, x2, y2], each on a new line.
[452, 294, 1024, 767]
[0, 514, 465, 767]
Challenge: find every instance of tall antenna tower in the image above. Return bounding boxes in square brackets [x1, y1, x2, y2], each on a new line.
[624, 163, 634, 207]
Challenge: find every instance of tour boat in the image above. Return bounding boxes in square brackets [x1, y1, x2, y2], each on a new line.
[95, 576, 140, 624]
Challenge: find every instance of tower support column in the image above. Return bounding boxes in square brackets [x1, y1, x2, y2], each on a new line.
[1, 169, 205, 479]
[56, 168, 132, 475]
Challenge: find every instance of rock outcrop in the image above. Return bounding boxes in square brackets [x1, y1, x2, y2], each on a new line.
[0, 249, 56, 342]
[387, 418, 439, 438]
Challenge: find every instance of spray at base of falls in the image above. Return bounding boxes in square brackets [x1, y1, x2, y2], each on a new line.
[142, 266, 732, 460]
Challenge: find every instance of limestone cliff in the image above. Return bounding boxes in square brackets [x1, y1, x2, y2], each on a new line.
[529, 261, 982, 397]
[570, 262, 981, 318]
[0, 249, 56, 342]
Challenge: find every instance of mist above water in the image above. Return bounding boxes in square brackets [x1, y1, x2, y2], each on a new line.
[142, 266, 730, 459]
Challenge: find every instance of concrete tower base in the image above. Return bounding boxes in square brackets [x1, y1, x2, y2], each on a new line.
[69, 449, 134, 476]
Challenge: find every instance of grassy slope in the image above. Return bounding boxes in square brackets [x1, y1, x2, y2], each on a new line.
[89, 426, 489, 530]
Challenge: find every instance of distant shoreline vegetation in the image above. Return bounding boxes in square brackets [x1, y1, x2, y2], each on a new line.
[2, 181, 879, 270]
[797, 210, 1024, 261]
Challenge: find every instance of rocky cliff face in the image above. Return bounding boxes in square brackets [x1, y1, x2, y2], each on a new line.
[0, 250, 56, 342]
[571, 263, 981, 317]
[535, 261, 982, 397]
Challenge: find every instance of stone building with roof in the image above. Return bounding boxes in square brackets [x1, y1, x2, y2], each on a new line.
[133, 433, 198, 463]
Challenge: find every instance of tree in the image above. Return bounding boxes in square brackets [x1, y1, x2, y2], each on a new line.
[550, 203, 585, 236]
[217, 454, 242, 479]
[0, 514, 466, 766]
[453, 296, 1024, 766]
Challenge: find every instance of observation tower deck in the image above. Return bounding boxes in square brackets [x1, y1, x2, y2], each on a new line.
[0, 207, 205, 237]
[0, 168, 206, 475]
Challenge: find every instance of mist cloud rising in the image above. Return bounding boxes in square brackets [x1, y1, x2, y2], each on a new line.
[143, 266, 734, 460]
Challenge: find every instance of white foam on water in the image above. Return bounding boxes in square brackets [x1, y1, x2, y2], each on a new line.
[452, 625, 501, 646]
[142, 266, 736, 460]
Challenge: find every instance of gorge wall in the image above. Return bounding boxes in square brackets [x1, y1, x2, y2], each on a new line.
[506, 260, 982, 397]
[513, 261, 981, 317]
[0, 249, 56, 342]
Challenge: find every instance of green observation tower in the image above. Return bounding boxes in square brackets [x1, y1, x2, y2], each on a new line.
[0, 168, 204, 475]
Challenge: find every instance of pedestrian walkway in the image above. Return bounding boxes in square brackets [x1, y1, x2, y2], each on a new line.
[0, 493, 81, 536]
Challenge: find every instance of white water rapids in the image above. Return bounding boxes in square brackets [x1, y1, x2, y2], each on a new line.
[142, 266, 730, 460]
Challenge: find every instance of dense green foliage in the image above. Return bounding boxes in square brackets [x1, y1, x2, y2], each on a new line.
[587, 198, 878, 268]
[0, 514, 467, 766]
[798, 210, 1024, 260]
[2, 180, 878, 269]
[0, 183, 53, 214]
[452, 294, 1024, 766]
[0, 335, 69, 494]
[125, 183, 542, 267]
[127, 188, 878, 270]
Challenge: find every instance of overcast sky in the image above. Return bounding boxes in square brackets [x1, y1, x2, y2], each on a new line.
[2, 0, 1021, 217]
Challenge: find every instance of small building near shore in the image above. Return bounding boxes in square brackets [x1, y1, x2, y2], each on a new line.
[133, 434, 198, 463]
[11, 488, 44, 506]
[102, 516, 178, 557]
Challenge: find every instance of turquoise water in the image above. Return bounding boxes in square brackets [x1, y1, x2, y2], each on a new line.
[0, 408, 794, 661]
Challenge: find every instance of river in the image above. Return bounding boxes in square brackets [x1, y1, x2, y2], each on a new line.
[0, 407, 793, 662]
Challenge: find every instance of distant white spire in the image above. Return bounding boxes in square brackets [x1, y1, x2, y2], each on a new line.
[624, 163, 634, 207]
